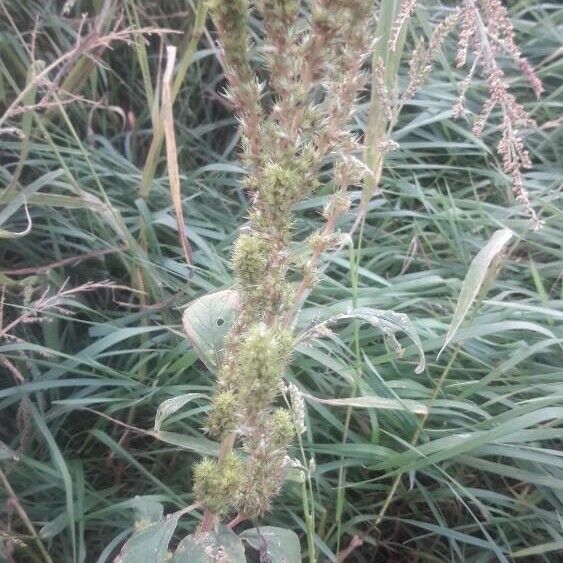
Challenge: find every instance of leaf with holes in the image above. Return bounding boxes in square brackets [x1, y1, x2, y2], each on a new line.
[240, 526, 301, 563]
[297, 307, 426, 374]
[115, 511, 182, 563]
[171, 525, 245, 562]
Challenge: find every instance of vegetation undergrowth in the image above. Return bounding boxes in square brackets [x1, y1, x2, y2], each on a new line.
[0, 0, 561, 561]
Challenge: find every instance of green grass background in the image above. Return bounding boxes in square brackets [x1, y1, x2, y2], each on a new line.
[0, 1, 561, 561]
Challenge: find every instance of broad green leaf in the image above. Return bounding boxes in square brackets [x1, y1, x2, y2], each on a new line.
[240, 526, 301, 563]
[182, 290, 239, 371]
[438, 228, 513, 358]
[303, 393, 428, 415]
[171, 525, 245, 562]
[115, 511, 181, 563]
[133, 497, 163, 527]
[154, 393, 207, 432]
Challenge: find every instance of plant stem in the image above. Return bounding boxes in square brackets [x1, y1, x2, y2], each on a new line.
[334, 214, 366, 556]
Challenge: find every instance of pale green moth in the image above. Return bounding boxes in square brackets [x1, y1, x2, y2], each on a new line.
[182, 289, 239, 371]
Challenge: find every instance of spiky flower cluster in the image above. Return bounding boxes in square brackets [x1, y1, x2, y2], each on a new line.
[239, 408, 296, 517]
[193, 453, 244, 515]
[194, 0, 375, 526]
[236, 325, 285, 413]
[205, 390, 237, 438]
[232, 233, 270, 286]
[208, 0, 262, 165]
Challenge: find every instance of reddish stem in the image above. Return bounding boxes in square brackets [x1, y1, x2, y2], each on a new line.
[337, 535, 363, 562]
[227, 512, 248, 530]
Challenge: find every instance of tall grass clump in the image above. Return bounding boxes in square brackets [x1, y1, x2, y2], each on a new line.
[0, 0, 561, 562]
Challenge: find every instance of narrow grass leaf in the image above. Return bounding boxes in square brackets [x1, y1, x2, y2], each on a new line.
[512, 540, 563, 558]
[438, 228, 514, 358]
[303, 392, 428, 414]
[162, 45, 192, 266]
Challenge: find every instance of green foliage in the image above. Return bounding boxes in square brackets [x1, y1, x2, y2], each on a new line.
[171, 526, 246, 562]
[240, 526, 301, 563]
[117, 505, 249, 563]
[116, 506, 182, 563]
[0, 0, 561, 562]
[438, 227, 514, 357]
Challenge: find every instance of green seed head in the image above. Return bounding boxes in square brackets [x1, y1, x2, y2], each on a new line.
[260, 161, 301, 212]
[269, 408, 295, 449]
[193, 453, 244, 515]
[237, 325, 284, 411]
[233, 233, 270, 287]
[205, 390, 238, 438]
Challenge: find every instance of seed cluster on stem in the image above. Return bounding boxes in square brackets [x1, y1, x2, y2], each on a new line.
[193, 0, 375, 528]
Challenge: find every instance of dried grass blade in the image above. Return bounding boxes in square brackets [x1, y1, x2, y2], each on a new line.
[161, 45, 192, 266]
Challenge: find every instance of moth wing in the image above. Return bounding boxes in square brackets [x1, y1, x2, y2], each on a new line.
[182, 293, 217, 370]
[182, 290, 239, 370]
[208, 290, 239, 353]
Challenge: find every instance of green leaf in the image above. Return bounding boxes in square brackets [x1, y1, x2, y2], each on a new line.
[240, 526, 301, 563]
[154, 393, 207, 432]
[133, 497, 164, 526]
[150, 430, 219, 457]
[302, 393, 428, 415]
[30, 402, 77, 560]
[512, 540, 563, 558]
[0, 200, 31, 238]
[171, 525, 245, 562]
[438, 228, 513, 358]
[115, 511, 181, 563]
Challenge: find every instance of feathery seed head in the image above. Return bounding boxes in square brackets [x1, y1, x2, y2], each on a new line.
[233, 234, 270, 287]
[193, 453, 244, 515]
